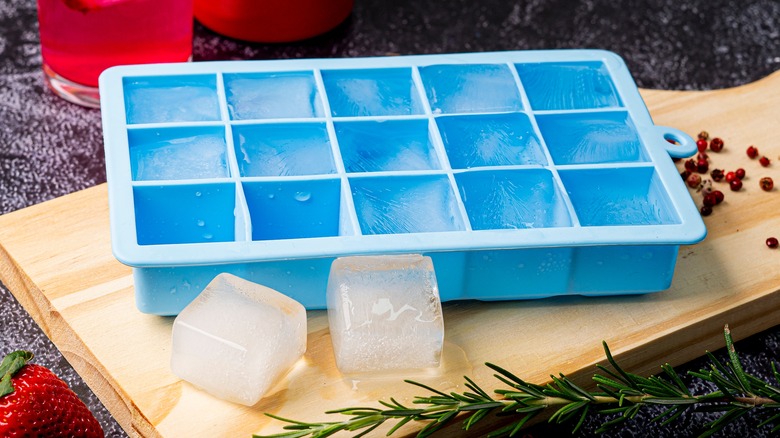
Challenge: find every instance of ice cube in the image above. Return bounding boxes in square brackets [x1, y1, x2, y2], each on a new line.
[351, 176, 465, 235]
[131, 133, 228, 181]
[225, 73, 324, 120]
[170, 273, 307, 406]
[420, 64, 523, 114]
[335, 120, 439, 173]
[515, 61, 621, 111]
[436, 113, 547, 169]
[327, 255, 444, 374]
[322, 68, 423, 117]
[456, 169, 571, 230]
[234, 123, 335, 177]
[125, 85, 221, 124]
[535, 112, 644, 164]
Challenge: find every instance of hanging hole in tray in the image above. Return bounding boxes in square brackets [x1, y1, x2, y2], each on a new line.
[243, 179, 342, 241]
[656, 126, 697, 158]
[335, 119, 440, 172]
[134, 183, 236, 245]
[350, 175, 465, 235]
[419, 63, 523, 114]
[232, 123, 336, 177]
[436, 112, 547, 169]
[321, 68, 424, 117]
[455, 169, 571, 230]
[664, 134, 681, 145]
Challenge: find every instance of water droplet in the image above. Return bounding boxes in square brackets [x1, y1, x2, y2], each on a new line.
[294, 191, 312, 202]
[203, 233, 213, 240]
[196, 220, 205, 227]
[268, 193, 275, 199]
[194, 191, 202, 197]
[169, 287, 177, 294]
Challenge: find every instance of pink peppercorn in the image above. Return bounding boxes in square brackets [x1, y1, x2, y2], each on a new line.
[687, 173, 702, 188]
[709, 137, 724, 152]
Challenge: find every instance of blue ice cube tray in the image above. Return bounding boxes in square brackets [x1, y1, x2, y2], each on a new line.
[99, 50, 706, 316]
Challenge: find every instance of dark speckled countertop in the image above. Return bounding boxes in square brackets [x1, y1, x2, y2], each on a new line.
[1, 0, 779, 436]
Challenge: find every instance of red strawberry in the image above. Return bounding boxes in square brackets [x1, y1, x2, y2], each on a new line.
[0, 350, 103, 437]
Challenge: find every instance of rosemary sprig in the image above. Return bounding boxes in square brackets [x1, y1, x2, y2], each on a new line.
[255, 325, 780, 438]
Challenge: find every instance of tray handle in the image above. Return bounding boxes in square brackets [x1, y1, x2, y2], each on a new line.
[651, 125, 697, 159]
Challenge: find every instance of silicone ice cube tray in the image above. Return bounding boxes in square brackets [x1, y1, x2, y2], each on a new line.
[100, 50, 706, 315]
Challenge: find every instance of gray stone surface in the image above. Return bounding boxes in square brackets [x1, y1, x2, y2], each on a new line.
[1, 0, 778, 436]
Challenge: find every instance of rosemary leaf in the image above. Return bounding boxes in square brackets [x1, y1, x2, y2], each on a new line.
[651, 405, 682, 425]
[572, 403, 590, 434]
[724, 325, 753, 394]
[662, 363, 692, 396]
[643, 397, 698, 405]
[385, 416, 413, 436]
[758, 412, 780, 428]
[463, 408, 490, 429]
[352, 422, 382, 438]
[257, 325, 780, 438]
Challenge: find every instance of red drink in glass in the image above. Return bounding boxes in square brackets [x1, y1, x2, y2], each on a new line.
[37, 0, 193, 107]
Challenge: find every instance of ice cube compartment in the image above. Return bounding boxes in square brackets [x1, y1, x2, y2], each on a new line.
[100, 50, 706, 315]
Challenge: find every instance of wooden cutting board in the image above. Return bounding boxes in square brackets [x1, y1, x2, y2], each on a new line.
[1, 71, 779, 438]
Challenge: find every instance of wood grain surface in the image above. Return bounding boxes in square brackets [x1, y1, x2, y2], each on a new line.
[1, 71, 779, 437]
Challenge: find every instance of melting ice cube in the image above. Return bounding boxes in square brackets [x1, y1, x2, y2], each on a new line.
[170, 273, 307, 406]
[326, 255, 444, 374]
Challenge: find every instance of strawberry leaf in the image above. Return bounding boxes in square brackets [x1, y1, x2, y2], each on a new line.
[0, 350, 34, 397]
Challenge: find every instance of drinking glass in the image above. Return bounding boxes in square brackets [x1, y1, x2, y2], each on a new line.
[37, 0, 194, 108]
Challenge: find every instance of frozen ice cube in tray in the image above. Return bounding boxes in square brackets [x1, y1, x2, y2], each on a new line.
[224, 71, 325, 120]
[99, 50, 706, 315]
[419, 63, 523, 114]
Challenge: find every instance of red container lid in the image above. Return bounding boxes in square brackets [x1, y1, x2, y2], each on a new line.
[194, 0, 353, 43]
